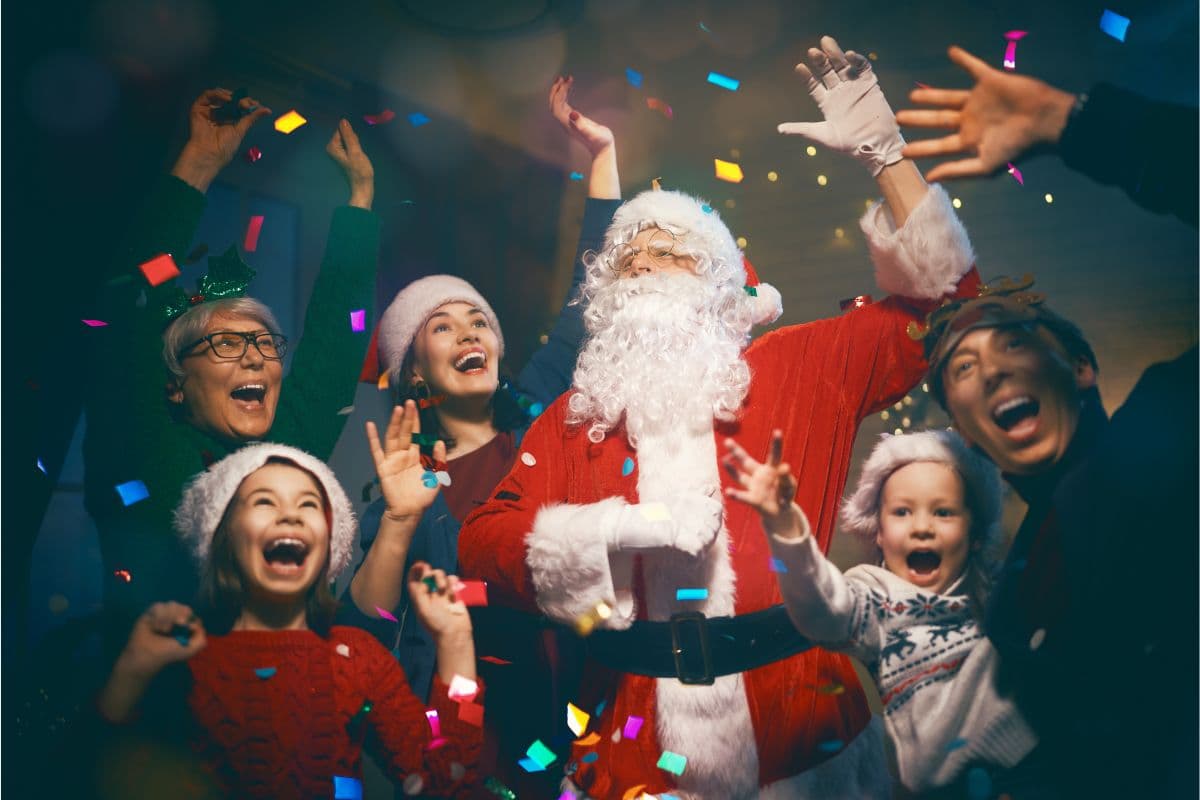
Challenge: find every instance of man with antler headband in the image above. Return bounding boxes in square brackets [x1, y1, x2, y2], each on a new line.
[917, 276, 1198, 797]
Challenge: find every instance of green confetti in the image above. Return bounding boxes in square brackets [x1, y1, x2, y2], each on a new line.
[657, 750, 687, 776]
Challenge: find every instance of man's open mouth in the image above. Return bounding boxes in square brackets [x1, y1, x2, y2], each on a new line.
[992, 395, 1039, 432]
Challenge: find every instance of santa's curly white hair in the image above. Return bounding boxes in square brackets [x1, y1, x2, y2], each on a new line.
[566, 190, 769, 445]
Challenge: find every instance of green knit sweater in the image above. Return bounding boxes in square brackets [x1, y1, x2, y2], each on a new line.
[83, 176, 379, 620]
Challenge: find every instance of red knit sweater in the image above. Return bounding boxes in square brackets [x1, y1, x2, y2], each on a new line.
[186, 625, 481, 798]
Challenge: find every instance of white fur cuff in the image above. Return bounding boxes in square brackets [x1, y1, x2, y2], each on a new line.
[860, 183, 974, 301]
[525, 498, 637, 629]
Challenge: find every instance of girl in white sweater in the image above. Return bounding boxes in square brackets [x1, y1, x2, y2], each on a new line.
[723, 429, 1037, 795]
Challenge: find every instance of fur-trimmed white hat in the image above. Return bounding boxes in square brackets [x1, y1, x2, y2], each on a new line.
[841, 430, 1004, 556]
[605, 189, 783, 325]
[174, 443, 358, 579]
[377, 275, 505, 384]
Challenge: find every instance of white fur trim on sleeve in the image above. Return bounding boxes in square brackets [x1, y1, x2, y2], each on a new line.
[525, 498, 637, 629]
[860, 183, 974, 301]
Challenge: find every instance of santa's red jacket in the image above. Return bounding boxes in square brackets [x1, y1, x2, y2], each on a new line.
[461, 187, 980, 798]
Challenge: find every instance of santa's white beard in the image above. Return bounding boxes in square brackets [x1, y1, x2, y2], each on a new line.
[567, 273, 752, 445]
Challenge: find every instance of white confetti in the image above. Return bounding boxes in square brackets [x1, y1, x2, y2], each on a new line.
[520, 452, 537, 467]
[337, 406, 355, 415]
[1029, 628, 1046, 651]
[402, 773, 425, 795]
[436, 470, 452, 487]
[449, 762, 466, 781]
[336, 643, 351, 657]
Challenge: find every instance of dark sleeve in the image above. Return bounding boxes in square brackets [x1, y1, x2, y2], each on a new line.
[270, 206, 380, 458]
[1059, 83, 1198, 227]
[513, 198, 622, 405]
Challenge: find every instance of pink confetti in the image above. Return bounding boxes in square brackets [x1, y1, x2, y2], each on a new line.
[914, 81, 930, 89]
[425, 708, 442, 738]
[245, 146, 262, 164]
[350, 309, 366, 332]
[1002, 31, 1028, 71]
[363, 110, 396, 126]
[622, 715, 644, 739]
[243, 215, 265, 252]
[82, 319, 108, 327]
[375, 606, 398, 622]
[1007, 163, 1025, 185]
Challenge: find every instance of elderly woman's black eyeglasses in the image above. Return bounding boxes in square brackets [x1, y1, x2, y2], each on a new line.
[179, 331, 289, 361]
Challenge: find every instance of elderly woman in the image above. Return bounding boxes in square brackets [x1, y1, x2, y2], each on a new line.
[84, 88, 379, 649]
[343, 77, 620, 796]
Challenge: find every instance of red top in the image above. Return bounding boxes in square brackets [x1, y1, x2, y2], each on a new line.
[186, 625, 481, 798]
[443, 431, 517, 522]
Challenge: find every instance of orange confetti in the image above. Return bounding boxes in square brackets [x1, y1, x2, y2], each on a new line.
[646, 97, 673, 119]
[138, 253, 180, 287]
[574, 732, 601, 746]
[621, 785, 648, 800]
[377, 371, 390, 391]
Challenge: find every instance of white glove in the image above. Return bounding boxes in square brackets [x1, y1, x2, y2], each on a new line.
[607, 493, 724, 557]
[777, 35, 905, 177]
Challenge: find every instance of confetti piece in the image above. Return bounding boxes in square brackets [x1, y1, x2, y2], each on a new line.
[769, 556, 788, 573]
[581, 752, 599, 764]
[1100, 9, 1130, 41]
[662, 795, 681, 800]
[338, 405, 355, 415]
[701, 204, 713, 213]
[408, 112, 431, 127]
[82, 319, 108, 327]
[115, 480, 150, 506]
[519, 757, 545, 772]
[402, 773, 425, 795]
[575, 731, 601, 746]
[528, 402, 544, 417]
[254, 667, 277, 679]
[450, 762, 466, 781]
[656, 750, 687, 776]
[138, 253, 180, 287]
[706, 72, 740, 91]
[170, 624, 191, 647]
[114, 569, 132, 583]
[1001, 31, 1026, 71]
[646, 97, 674, 119]
[817, 739, 844, 753]
[436, 470, 452, 487]
[407, 432, 438, 447]
[714, 158, 744, 183]
[625, 68, 643, 88]
[423, 575, 439, 593]
[425, 708, 443, 739]
[457, 579, 488, 607]
[377, 372, 390, 391]
[1029, 628, 1046, 650]
[481, 655, 511, 665]
[336, 643, 351, 657]
[946, 737, 969, 752]
[621, 786, 647, 800]
[915, 81, 930, 89]
[36, 459, 47, 474]
[448, 674, 480, 702]
[1007, 163, 1025, 185]
[638, 502, 671, 522]
[526, 739, 557, 769]
[839, 295, 873, 311]
[333, 775, 363, 800]
[816, 682, 845, 695]
[350, 309, 366, 332]
[244, 146, 263, 164]
[675, 588, 708, 601]
[363, 109, 396, 126]
[243, 215, 265, 252]
[375, 606, 398, 622]
[274, 109, 307, 134]
[594, 699, 607, 717]
[458, 700, 484, 726]
[573, 600, 613, 637]
[484, 777, 516, 799]
[558, 791, 578, 800]
[417, 394, 447, 409]
[623, 715, 644, 739]
[422, 470, 439, 489]
[621, 457, 635, 476]
[570, 171, 584, 181]
[567, 702, 590, 737]
[521, 452, 537, 467]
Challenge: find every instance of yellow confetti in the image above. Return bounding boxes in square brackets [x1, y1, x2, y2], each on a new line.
[767, 171, 778, 182]
[816, 174, 828, 187]
[567, 702, 591, 738]
[573, 600, 613, 637]
[713, 158, 744, 184]
[274, 109, 308, 134]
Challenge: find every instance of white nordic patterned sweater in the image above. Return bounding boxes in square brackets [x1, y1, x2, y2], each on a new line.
[768, 528, 1036, 791]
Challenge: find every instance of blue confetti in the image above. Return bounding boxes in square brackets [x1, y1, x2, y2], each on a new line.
[706, 72, 740, 91]
[817, 739, 844, 753]
[594, 699, 607, 717]
[570, 171, 584, 181]
[1099, 10, 1130, 41]
[966, 766, 992, 800]
[625, 67, 643, 88]
[333, 776, 363, 800]
[676, 588, 709, 601]
[528, 402, 544, 417]
[422, 470, 439, 489]
[408, 112, 430, 127]
[701, 204, 713, 214]
[115, 480, 150, 506]
[581, 752, 599, 764]
[698, 22, 710, 33]
[254, 667, 277, 679]
[36, 458, 47, 475]
[518, 757, 546, 772]
[621, 457, 635, 476]
[769, 557, 788, 574]
[171, 624, 191, 647]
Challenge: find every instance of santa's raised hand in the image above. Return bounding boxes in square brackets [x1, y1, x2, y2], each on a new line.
[778, 36, 906, 177]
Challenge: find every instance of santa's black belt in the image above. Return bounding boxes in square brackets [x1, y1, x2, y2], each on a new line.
[584, 606, 812, 685]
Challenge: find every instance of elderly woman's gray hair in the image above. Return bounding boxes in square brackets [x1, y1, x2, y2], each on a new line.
[162, 297, 281, 382]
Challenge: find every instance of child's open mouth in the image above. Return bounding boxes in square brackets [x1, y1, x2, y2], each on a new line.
[906, 550, 942, 576]
[262, 537, 309, 574]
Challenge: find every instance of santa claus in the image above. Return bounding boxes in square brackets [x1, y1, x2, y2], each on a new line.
[460, 37, 980, 798]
